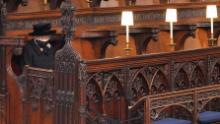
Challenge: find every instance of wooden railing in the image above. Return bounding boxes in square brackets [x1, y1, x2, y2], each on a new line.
[21, 46, 220, 124]
[82, 47, 220, 123]
[128, 84, 220, 124]
[0, 31, 220, 124]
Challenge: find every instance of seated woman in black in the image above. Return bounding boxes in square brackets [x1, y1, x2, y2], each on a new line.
[24, 22, 58, 69]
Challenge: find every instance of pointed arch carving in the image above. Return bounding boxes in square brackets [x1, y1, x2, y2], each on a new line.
[103, 75, 124, 101]
[86, 78, 102, 104]
[86, 78, 103, 117]
[103, 75, 126, 120]
[211, 62, 220, 84]
[150, 70, 169, 94]
[190, 66, 206, 88]
[202, 97, 220, 112]
[157, 105, 193, 121]
[131, 72, 149, 102]
[174, 69, 190, 90]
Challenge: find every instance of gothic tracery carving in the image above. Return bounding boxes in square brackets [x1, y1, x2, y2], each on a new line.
[151, 71, 169, 94]
[174, 69, 190, 90]
[86, 79, 102, 103]
[104, 76, 123, 101]
[190, 67, 206, 88]
[211, 63, 220, 84]
[26, 68, 54, 112]
[131, 74, 149, 102]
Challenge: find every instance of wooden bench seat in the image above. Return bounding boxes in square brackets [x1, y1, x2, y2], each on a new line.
[153, 118, 192, 124]
[199, 111, 220, 124]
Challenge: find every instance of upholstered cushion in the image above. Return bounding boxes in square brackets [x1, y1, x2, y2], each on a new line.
[199, 111, 220, 124]
[153, 118, 192, 124]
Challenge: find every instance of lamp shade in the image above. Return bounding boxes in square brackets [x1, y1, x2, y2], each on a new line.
[206, 5, 218, 18]
[165, 8, 177, 22]
[121, 11, 134, 26]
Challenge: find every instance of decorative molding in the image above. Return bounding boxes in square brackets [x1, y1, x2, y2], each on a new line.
[25, 67, 54, 112]
[5, 5, 220, 31]
[6, 18, 60, 30]
[0, 0, 7, 35]
[74, 7, 207, 25]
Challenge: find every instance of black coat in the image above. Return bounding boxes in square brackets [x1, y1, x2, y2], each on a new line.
[23, 40, 55, 69]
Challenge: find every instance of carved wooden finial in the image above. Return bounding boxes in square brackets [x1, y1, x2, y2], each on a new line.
[0, 0, 6, 35]
[60, 0, 75, 43]
[86, 0, 101, 8]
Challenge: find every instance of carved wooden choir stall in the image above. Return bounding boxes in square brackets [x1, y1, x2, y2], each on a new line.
[1, 0, 220, 124]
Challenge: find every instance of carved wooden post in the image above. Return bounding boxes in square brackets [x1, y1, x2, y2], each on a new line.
[54, 1, 84, 124]
[0, 2, 8, 124]
[0, 1, 7, 93]
[0, 0, 6, 35]
[0, 45, 6, 92]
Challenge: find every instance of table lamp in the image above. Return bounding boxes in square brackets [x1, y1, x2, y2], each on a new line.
[121, 11, 134, 56]
[166, 8, 177, 48]
[206, 5, 218, 46]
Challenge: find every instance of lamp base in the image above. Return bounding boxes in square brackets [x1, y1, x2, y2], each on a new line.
[42, 3, 49, 10]
[169, 43, 176, 51]
[124, 47, 132, 56]
[208, 38, 217, 47]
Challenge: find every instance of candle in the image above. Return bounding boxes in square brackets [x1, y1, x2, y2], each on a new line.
[170, 22, 173, 44]
[126, 26, 129, 43]
[211, 18, 214, 39]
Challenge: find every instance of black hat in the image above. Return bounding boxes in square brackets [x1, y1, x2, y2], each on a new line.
[29, 23, 56, 36]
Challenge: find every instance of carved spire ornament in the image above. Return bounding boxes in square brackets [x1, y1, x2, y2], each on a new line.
[86, 0, 101, 7]
[0, 0, 6, 35]
[60, 0, 75, 43]
[0, 0, 7, 94]
[54, 1, 82, 124]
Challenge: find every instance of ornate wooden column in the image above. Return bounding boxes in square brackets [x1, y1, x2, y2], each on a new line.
[0, 1, 6, 93]
[0, 2, 8, 124]
[54, 1, 85, 124]
[0, 46, 6, 93]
